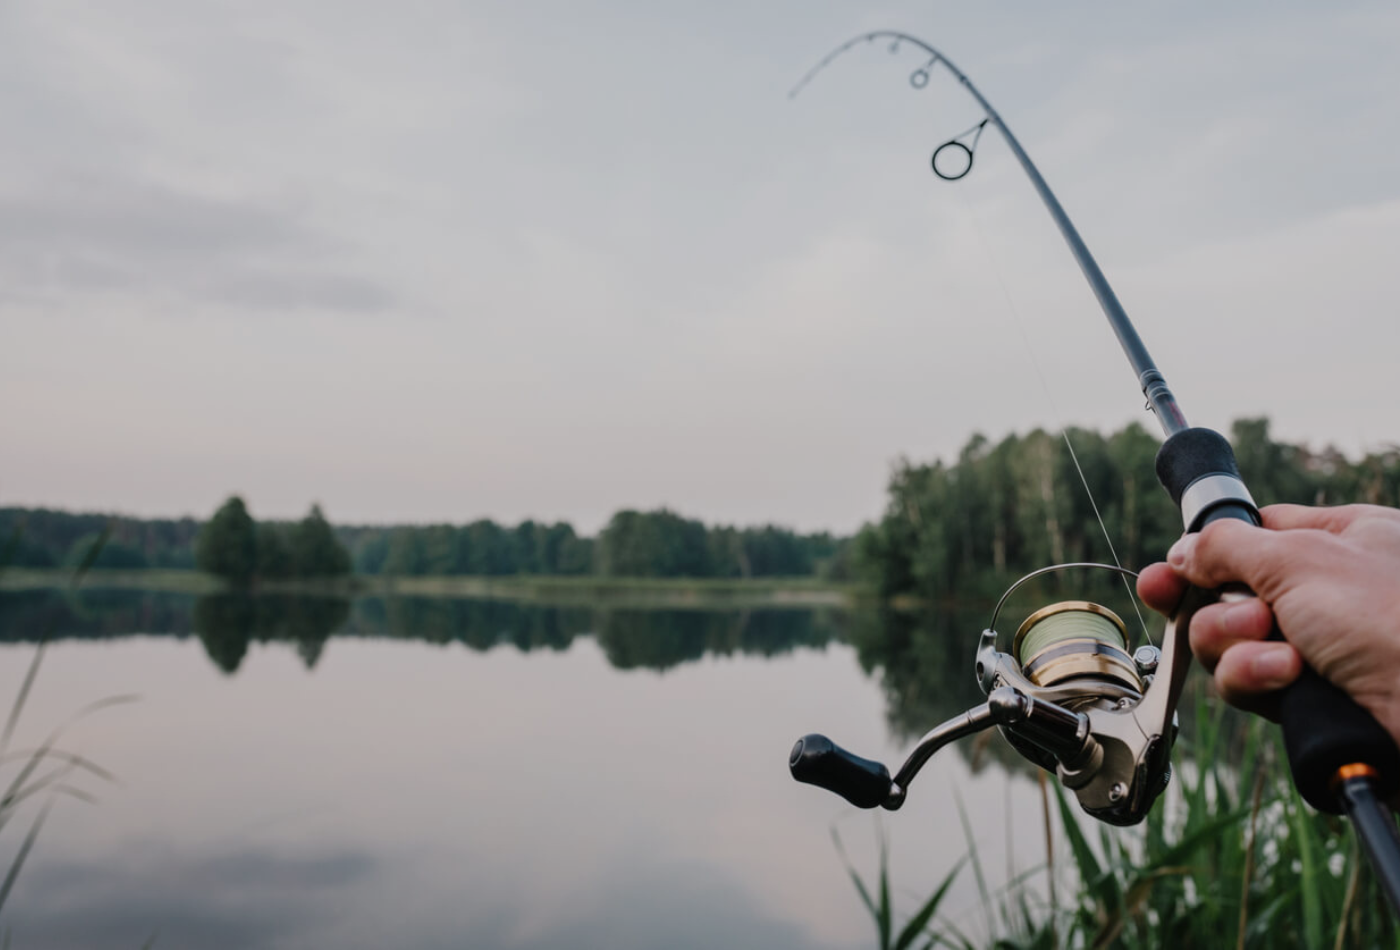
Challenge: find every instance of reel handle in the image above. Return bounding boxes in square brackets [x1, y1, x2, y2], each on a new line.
[1158, 430, 1400, 813]
[789, 734, 894, 809]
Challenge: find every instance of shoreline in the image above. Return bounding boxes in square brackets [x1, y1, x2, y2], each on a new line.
[0, 568, 862, 609]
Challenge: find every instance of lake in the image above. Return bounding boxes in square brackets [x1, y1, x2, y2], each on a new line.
[0, 588, 1054, 949]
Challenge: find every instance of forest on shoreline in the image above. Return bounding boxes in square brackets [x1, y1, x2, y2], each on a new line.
[1, 500, 852, 584]
[854, 416, 1400, 600]
[5, 416, 1396, 595]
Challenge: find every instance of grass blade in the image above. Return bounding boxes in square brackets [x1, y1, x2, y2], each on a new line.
[68, 525, 112, 589]
[0, 798, 55, 914]
[0, 694, 136, 824]
[1287, 781, 1325, 948]
[832, 826, 884, 944]
[878, 827, 892, 949]
[895, 858, 964, 950]
[0, 647, 46, 762]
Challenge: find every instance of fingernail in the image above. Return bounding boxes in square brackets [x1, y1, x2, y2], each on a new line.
[1252, 644, 1297, 689]
[1167, 534, 1196, 568]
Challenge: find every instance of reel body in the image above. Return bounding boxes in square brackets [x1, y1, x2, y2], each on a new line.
[986, 601, 1144, 780]
[791, 563, 1198, 826]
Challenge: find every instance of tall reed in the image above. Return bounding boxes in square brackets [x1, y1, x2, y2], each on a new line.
[0, 528, 136, 928]
[850, 699, 1398, 949]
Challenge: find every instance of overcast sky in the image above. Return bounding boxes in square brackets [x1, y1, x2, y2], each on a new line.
[2, 1, 1397, 533]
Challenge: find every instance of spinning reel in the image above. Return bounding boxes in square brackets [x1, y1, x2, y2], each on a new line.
[790, 563, 1198, 826]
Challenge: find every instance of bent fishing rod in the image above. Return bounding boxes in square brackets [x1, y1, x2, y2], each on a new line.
[785, 31, 1400, 908]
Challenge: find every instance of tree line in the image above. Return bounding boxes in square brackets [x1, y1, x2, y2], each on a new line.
[0, 508, 200, 570]
[3, 500, 851, 583]
[196, 497, 351, 585]
[338, 509, 849, 580]
[854, 417, 1400, 600]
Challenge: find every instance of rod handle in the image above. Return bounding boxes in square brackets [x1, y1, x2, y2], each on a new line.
[789, 734, 893, 809]
[1156, 428, 1400, 813]
[1276, 646, 1400, 813]
[1204, 504, 1400, 811]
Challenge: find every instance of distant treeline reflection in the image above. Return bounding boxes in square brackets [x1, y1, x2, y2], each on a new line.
[0, 587, 1112, 773]
[0, 587, 997, 735]
[0, 590, 847, 676]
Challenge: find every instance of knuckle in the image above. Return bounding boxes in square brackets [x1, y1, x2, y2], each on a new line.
[1188, 612, 1225, 666]
[1214, 653, 1265, 706]
[1187, 520, 1246, 580]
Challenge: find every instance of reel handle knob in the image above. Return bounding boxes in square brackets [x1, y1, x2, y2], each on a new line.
[789, 734, 894, 809]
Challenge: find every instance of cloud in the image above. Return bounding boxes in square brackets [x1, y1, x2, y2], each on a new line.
[14, 844, 376, 949]
[12, 843, 841, 950]
[0, 175, 395, 312]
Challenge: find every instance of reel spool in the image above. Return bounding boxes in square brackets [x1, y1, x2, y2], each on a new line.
[1013, 601, 1142, 694]
[978, 562, 1158, 731]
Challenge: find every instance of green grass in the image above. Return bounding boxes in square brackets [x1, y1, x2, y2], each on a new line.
[837, 824, 965, 950]
[370, 573, 857, 607]
[849, 700, 1399, 949]
[0, 568, 227, 595]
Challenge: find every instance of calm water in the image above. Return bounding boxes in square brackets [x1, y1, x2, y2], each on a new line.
[0, 589, 1050, 949]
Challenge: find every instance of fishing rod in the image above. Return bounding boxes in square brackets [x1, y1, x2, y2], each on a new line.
[785, 30, 1400, 907]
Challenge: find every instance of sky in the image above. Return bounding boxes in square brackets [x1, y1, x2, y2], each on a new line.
[2, 1, 1398, 534]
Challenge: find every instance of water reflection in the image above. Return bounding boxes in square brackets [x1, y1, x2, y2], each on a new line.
[0, 585, 1132, 773]
[356, 596, 593, 653]
[0, 587, 1046, 748]
[0, 587, 196, 641]
[0, 589, 844, 677]
[847, 606, 988, 742]
[0, 588, 1056, 949]
[596, 608, 841, 671]
[192, 594, 350, 673]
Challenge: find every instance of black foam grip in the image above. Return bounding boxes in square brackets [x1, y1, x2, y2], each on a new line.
[789, 734, 891, 809]
[1279, 661, 1400, 813]
[1155, 427, 1243, 505]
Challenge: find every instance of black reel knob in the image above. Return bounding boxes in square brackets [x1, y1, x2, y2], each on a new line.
[789, 734, 893, 809]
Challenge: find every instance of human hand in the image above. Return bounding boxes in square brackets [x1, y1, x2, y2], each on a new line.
[1137, 504, 1400, 744]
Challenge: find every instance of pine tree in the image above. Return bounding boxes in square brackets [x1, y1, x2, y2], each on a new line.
[289, 504, 351, 577]
[196, 496, 258, 585]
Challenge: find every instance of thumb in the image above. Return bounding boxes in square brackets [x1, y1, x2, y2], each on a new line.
[1167, 519, 1310, 598]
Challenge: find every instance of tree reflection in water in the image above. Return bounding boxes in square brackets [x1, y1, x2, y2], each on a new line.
[595, 608, 842, 671]
[0, 585, 1160, 775]
[192, 594, 351, 673]
[0, 589, 845, 676]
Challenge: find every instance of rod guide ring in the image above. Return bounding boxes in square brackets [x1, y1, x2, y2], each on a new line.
[931, 140, 973, 180]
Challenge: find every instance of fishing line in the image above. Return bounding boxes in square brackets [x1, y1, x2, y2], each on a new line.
[792, 30, 1149, 641]
[951, 185, 1153, 646]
